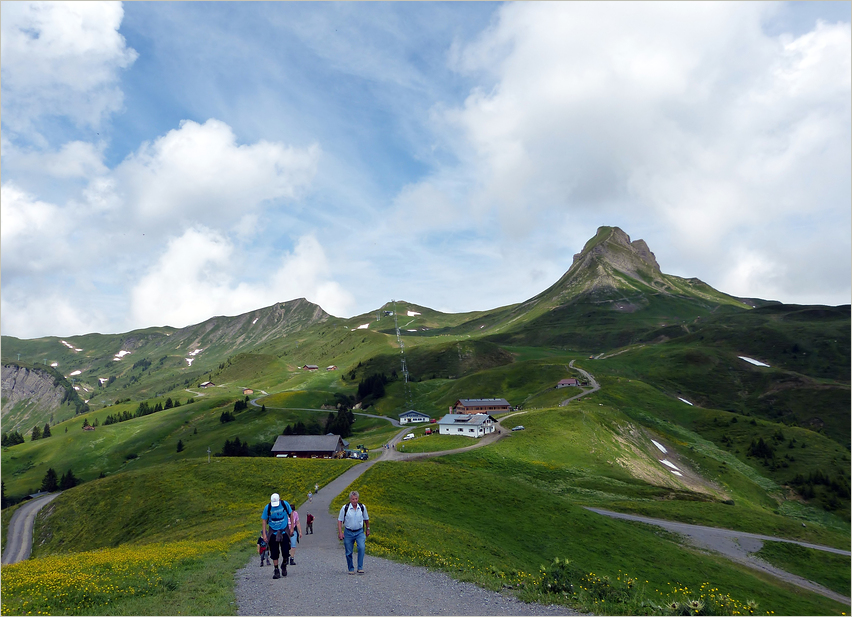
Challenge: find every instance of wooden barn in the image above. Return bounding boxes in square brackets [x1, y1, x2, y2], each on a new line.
[270, 434, 346, 459]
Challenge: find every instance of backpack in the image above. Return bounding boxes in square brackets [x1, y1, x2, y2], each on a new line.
[264, 500, 292, 524]
[343, 502, 365, 517]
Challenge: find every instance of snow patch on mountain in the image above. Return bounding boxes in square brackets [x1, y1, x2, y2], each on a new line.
[739, 356, 770, 367]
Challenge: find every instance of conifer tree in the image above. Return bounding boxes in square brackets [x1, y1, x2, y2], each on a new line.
[41, 468, 58, 492]
[59, 469, 79, 490]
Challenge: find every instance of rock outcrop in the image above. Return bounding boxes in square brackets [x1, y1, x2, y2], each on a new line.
[1, 364, 68, 433]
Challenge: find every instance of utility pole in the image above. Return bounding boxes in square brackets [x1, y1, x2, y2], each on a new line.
[392, 300, 414, 410]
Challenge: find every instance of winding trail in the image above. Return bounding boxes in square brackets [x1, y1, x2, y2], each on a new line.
[586, 507, 851, 605]
[558, 360, 599, 406]
[2, 493, 60, 565]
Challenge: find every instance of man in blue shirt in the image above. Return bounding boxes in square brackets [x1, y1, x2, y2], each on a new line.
[337, 490, 370, 574]
[262, 493, 293, 579]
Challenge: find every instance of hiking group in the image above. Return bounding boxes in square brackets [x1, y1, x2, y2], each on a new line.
[260, 493, 300, 579]
[260, 489, 370, 578]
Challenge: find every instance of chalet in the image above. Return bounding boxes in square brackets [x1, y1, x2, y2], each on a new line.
[437, 413, 496, 438]
[557, 378, 579, 388]
[399, 410, 430, 424]
[326, 365, 338, 371]
[200, 381, 215, 388]
[450, 398, 511, 414]
[271, 434, 346, 459]
[302, 365, 319, 371]
[243, 388, 254, 395]
[82, 425, 96, 431]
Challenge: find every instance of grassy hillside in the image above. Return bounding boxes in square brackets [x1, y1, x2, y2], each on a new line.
[0, 387, 394, 499]
[344, 462, 845, 615]
[2, 458, 356, 615]
[595, 335, 850, 448]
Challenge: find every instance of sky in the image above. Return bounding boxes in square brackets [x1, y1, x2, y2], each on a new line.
[2, 1, 850, 339]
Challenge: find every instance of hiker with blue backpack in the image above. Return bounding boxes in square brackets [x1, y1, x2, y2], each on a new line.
[337, 490, 370, 574]
[261, 492, 294, 579]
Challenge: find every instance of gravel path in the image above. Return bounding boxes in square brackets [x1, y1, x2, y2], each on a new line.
[1, 493, 60, 565]
[558, 361, 600, 407]
[586, 507, 851, 606]
[234, 456, 578, 616]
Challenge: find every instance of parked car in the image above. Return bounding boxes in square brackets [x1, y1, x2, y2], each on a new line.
[359, 452, 368, 460]
[512, 425, 525, 431]
[403, 433, 415, 440]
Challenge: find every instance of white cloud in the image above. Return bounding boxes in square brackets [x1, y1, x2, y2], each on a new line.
[0, 183, 72, 274]
[441, 3, 849, 229]
[114, 119, 321, 227]
[4, 141, 108, 179]
[719, 247, 784, 301]
[0, 1, 138, 135]
[129, 228, 353, 328]
[0, 290, 107, 339]
[267, 235, 354, 316]
[396, 2, 849, 303]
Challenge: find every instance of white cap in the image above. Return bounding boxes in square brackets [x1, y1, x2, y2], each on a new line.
[270, 493, 280, 507]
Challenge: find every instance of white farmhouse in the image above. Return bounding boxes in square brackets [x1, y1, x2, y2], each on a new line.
[437, 413, 496, 438]
[399, 410, 430, 424]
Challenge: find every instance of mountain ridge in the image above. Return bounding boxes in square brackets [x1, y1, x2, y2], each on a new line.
[3, 225, 843, 429]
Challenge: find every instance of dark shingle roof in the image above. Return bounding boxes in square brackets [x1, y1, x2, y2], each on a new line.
[271, 434, 343, 452]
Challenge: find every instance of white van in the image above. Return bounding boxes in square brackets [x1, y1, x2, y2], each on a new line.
[403, 433, 415, 441]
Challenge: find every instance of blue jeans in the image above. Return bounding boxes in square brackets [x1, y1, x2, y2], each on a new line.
[343, 528, 365, 571]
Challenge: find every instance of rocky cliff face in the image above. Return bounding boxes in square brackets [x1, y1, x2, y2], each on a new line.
[1, 364, 68, 432]
[2, 365, 65, 409]
[527, 226, 750, 310]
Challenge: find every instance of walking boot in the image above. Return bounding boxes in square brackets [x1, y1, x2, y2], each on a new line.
[273, 566, 280, 579]
[281, 564, 288, 577]
[290, 557, 295, 566]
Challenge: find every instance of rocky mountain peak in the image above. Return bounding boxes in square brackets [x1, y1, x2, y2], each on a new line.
[570, 226, 662, 280]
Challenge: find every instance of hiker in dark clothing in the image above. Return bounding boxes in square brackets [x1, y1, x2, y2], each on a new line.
[306, 513, 314, 534]
[261, 493, 293, 579]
